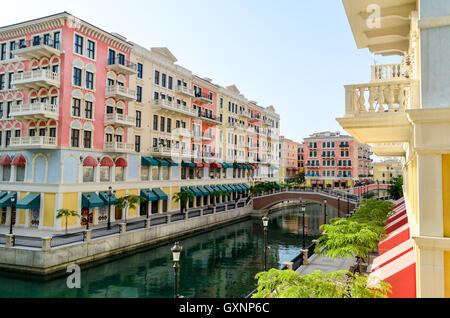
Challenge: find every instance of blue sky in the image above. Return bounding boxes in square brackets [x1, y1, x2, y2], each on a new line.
[3, 0, 400, 143]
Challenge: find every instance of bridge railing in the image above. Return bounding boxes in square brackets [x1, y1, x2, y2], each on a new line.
[251, 187, 359, 203]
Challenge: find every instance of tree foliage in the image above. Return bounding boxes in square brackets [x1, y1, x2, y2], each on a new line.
[252, 269, 391, 298]
[56, 209, 80, 234]
[387, 176, 403, 200]
[251, 182, 281, 194]
[172, 190, 195, 213]
[350, 199, 394, 228]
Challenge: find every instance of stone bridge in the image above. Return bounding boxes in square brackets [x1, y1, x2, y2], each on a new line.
[252, 190, 357, 213]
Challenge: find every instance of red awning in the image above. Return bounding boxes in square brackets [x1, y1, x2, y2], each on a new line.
[372, 239, 414, 272]
[379, 223, 410, 255]
[385, 214, 408, 235]
[311, 181, 317, 185]
[192, 161, 204, 168]
[83, 156, 98, 167]
[369, 249, 416, 298]
[115, 158, 128, 167]
[202, 160, 210, 168]
[11, 155, 26, 166]
[210, 162, 222, 168]
[0, 155, 11, 166]
[100, 157, 114, 167]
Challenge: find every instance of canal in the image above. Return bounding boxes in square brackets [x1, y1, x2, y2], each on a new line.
[0, 203, 338, 298]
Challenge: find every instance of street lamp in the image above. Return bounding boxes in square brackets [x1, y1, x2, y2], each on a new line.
[171, 241, 183, 298]
[86, 194, 91, 231]
[9, 196, 16, 235]
[262, 216, 269, 271]
[107, 186, 113, 230]
[301, 204, 306, 249]
[323, 199, 327, 225]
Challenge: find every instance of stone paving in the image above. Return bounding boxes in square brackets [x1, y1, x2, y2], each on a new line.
[296, 253, 356, 276]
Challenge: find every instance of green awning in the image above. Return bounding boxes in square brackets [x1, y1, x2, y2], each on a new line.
[204, 186, 216, 194]
[16, 193, 40, 210]
[221, 162, 232, 169]
[222, 185, 235, 192]
[164, 158, 179, 166]
[241, 184, 251, 191]
[235, 184, 245, 192]
[182, 160, 195, 167]
[233, 164, 243, 169]
[99, 192, 118, 205]
[140, 189, 159, 202]
[0, 192, 8, 200]
[154, 158, 170, 167]
[0, 192, 17, 208]
[197, 186, 211, 195]
[152, 188, 168, 201]
[82, 193, 105, 208]
[189, 187, 203, 197]
[142, 156, 160, 166]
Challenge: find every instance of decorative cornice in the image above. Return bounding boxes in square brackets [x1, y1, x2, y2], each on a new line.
[419, 15, 450, 30]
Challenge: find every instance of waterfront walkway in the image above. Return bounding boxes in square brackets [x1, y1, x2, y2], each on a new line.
[296, 253, 356, 276]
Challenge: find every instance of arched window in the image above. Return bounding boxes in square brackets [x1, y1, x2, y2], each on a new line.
[82, 156, 97, 183]
[100, 157, 114, 182]
[115, 158, 127, 182]
[0, 154, 12, 182]
[12, 154, 26, 182]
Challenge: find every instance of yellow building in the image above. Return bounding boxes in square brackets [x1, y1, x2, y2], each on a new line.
[372, 159, 403, 185]
[337, 0, 450, 297]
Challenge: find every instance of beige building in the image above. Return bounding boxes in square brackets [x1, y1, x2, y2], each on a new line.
[372, 158, 403, 185]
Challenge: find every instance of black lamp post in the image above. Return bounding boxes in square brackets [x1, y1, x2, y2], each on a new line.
[323, 199, 327, 225]
[86, 194, 91, 231]
[301, 204, 306, 249]
[262, 216, 269, 271]
[338, 197, 341, 218]
[107, 186, 112, 230]
[171, 241, 182, 298]
[9, 196, 16, 235]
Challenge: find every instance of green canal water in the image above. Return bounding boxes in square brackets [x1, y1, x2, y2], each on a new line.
[0, 203, 338, 298]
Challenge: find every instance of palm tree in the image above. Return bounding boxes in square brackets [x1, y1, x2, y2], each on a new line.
[172, 190, 195, 214]
[116, 194, 144, 223]
[211, 190, 230, 206]
[56, 209, 80, 234]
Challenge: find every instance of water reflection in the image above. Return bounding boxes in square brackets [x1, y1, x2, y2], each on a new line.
[0, 203, 337, 298]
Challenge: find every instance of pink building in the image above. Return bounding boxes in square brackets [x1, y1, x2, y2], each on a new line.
[303, 132, 372, 188]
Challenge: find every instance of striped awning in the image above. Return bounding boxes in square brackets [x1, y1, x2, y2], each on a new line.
[188, 187, 203, 197]
[152, 188, 168, 201]
[16, 193, 40, 210]
[0, 192, 17, 208]
[140, 189, 159, 202]
[197, 186, 211, 195]
[99, 192, 118, 205]
[82, 193, 105, 208]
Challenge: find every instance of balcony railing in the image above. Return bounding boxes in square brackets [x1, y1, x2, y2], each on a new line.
[107, 57, 137, 75]
[104, 113, 136, 127]
[346, 80, 413, 115]
[10, 136, 57, 148]
[10, 103, 59, 119]
[11, 38, 61, 59]
[192, 92, 212, 104]
[12, 70, 60, 89]
[105, 85, 136, 101]
[371, 63, 409, 83]
[104, 141, 134, 153]
[152, 99, 197, 117]
[176, 85, 195, 97]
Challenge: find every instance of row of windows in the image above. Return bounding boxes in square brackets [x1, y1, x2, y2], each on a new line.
[73, 67, 95, 90]
[74, 34, 96, 60]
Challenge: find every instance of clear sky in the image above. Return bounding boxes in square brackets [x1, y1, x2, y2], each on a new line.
[2, 0, 400, 143]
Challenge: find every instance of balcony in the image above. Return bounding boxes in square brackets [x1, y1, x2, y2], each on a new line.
[104, 141, 134, 153]
[9, 136, 57, 149]
[336, 79, 419, 144]
[152, 99, 197, 118]
[371, 63, 410, 83]
[176, 85, 195, 98]
[197, 112, 221, 125]
[10, 103, 59, 120]
[11, 38, 61, 60]
[172, 128, 192, 139]
[192, 92, 212, 104]
[151, 146, 174, 157]
[105, 85, 136, 101]
[106, 59, 137, 76]
[12, 70, 60, 89]
[104, 113, 136, 127]
[248, 115, 260, 123]
[371, 142, 406, 157]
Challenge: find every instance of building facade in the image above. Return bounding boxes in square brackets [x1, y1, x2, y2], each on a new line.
[337, 0, 450, 297]
[0, 12, 280, 232]
[372, 158, 403, 185]
[303, 131, 372, 188]
[279, 136, 300, 183]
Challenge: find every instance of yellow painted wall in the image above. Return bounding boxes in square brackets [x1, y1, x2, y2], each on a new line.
[128, 189, 138, 217]
[171, 186, 180, 211]
[443, 155, 450, 237]
[17, 192, 26, 225]
[62, 193, 79, 227]
[43, 193, 56, 228]
[115, 190, 126, 198]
